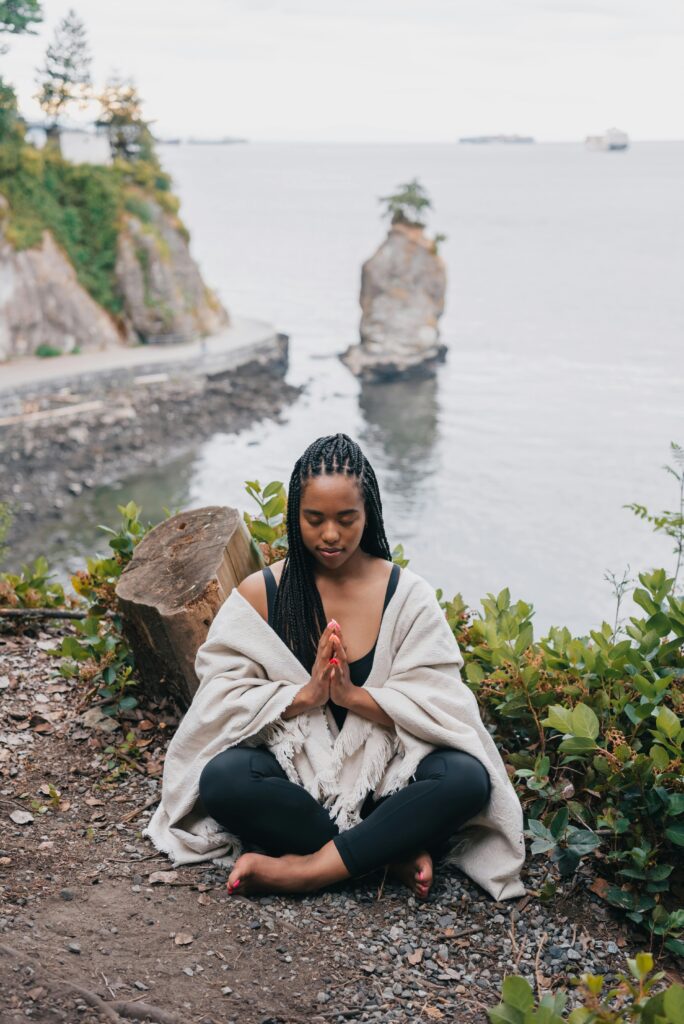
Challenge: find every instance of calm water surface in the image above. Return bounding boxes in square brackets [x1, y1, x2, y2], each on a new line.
[42, 142, 684, 633]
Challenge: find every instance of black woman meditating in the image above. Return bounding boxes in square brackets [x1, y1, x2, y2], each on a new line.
[143, 433, 526, 901]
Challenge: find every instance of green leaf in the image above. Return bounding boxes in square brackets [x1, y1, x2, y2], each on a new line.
[541, 706, 573, 734]
[650, 744, 670, 769]
[249, 520, 276, 543]
[501, 976, 534, 1013]
[605, 886, 636, 910]
[263, 494, 285, 518]
[558, 736, 597, 754]
[667, 793, 684, 816]
[665, 823, 684, 847]
[262, 480, 284, 499]
[656, 706, 681, 739]
[633, 588, 659, 616]
[571, 703, 600, 739]
[646, 611, 673, 637]
[117, 695, 138, 710]
[465, 662, 485, 685]
[488, 1005, 523, 1024]
[566, 829, 600, 855]
[548, 807, 569, 839]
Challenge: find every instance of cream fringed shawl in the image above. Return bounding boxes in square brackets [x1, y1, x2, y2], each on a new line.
[143, 566, 527, 900]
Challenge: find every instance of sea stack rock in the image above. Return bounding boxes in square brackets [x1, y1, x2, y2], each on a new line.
[341, 221, 447, 382]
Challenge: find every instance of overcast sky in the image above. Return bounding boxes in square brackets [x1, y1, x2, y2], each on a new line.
[4, 0, 683, 142]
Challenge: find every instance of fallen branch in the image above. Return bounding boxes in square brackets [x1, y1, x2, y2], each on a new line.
[118, 794, 159, 824]
[0, 943, 183, 1024]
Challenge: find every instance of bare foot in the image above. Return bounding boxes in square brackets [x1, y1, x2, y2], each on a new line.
[226, 841, 350, 896]
[389, 850, 433, 900]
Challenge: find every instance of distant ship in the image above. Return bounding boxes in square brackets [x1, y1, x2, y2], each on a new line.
[585, 128, 630, 151]
[459, 134, 535, 144]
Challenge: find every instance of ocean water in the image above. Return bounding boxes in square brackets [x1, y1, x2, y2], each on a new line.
[36, 142, 684, 633]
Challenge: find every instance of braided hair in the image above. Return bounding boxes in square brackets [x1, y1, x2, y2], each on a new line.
[272, 433, 392, 672]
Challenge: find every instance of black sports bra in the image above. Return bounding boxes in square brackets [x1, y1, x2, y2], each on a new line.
[262, 562, 401, 728]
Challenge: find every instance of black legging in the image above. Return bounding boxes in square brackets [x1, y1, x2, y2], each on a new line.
[198, 745, 491, 877]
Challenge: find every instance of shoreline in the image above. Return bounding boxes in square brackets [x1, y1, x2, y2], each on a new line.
[1, 328, 302, 564]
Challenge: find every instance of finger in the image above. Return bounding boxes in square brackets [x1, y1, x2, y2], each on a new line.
[332, 635, 348, 663]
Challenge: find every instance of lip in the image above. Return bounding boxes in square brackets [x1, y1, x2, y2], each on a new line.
[318, 548, 343, 557]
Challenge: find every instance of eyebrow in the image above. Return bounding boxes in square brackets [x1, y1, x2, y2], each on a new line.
[302, 508, 359, 515]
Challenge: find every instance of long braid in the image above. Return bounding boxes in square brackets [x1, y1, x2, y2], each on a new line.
[272, 433, 392, 672]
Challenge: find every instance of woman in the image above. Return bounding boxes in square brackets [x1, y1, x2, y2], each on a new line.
[144, 433, 526, 901]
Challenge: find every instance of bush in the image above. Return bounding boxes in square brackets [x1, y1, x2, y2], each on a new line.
[489, 952, 683, 1023]
[0, 135, 191, 315]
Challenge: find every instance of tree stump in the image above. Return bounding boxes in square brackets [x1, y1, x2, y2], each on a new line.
[115, 506, 263, 708]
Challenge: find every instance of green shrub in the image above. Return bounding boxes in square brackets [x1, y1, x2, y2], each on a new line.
[489, 952, 683, 1023]
[53, 501, 151, 720]
[34, 343, 62, 357]
[0, 135, 190, 316]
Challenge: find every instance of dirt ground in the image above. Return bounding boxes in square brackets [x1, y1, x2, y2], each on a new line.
[1, 623, 680, 1024]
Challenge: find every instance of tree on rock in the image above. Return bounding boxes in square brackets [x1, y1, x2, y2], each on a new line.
[379, 178, 432, 228]
[96, 73, 156, 163]
[35, 7, 92, 151]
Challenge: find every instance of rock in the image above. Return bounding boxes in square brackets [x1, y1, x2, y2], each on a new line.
[0, 206, 126, 361]
[115, 197, 228, 344]
[341, 221, 447, 382]
[80, 707, 120, 735]
[115, 506, 262, 707]
[9, 810, 34, 825]
[67, 942, 81, 954]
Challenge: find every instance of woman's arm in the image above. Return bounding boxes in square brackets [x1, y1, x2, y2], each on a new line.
[340, 684, 394, 728]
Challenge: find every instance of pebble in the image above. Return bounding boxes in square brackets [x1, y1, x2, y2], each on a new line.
[67, 942, 81, 954]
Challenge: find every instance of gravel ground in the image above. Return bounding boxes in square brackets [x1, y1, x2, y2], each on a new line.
[0, 623, 680, 1024]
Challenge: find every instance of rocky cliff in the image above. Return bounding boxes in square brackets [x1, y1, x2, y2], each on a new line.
[341, 221, 447, 382]
[0, 196, 124, 360]
[0, 191, 229, 361]
[116, 197, 228, 344]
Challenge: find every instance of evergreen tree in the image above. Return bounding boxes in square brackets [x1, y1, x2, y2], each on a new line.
[0, 0, 42, 49]
[379, 178, 432, 228]
[0, 1, 42, 140]
[96, 73, 156, 162]
[35, 8, 92, 149]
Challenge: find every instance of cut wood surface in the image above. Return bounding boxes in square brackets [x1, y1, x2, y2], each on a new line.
[115, 505, 262, 707]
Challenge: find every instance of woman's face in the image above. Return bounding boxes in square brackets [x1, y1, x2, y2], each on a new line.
[299, 472, 367, 569]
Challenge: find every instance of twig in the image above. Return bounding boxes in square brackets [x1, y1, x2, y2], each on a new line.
[534, 931, 548, 1000]
[100, 970, 117, 1000]
[513, 934, 528, 971]
[0, 608, 87, 619]
[375, 865, 388, 901]
[118, 794, 159, 824]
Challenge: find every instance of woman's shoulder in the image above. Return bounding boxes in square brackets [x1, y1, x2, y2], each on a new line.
[235, 567, 270, 622]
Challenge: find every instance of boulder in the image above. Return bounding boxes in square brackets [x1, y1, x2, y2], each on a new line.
[341, 221, 447, 381]
[116, 197, 229, 344]
[115, 506, 262, 708]
[0, 196, 125, 360]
